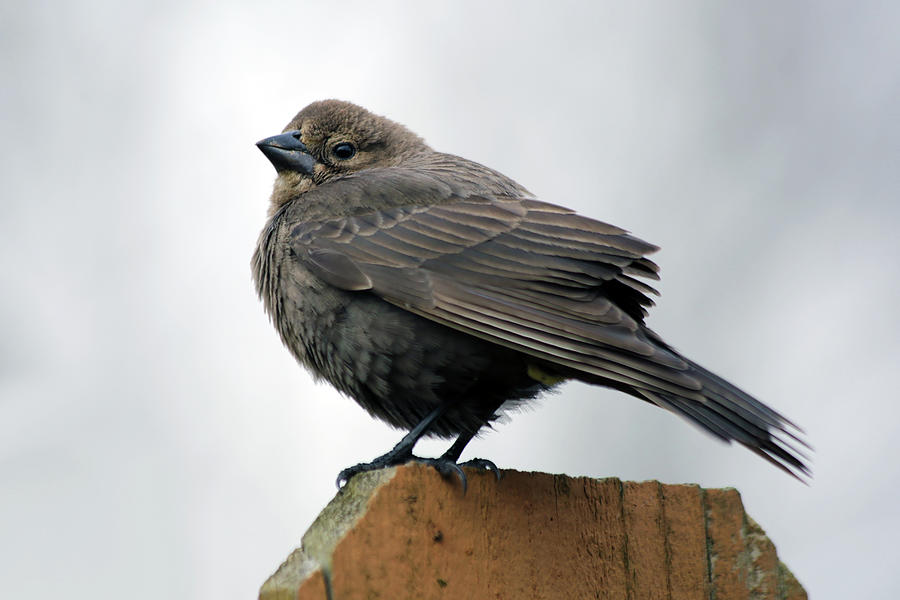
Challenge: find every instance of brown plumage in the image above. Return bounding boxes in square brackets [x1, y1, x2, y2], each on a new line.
[253, 100, 809, 487]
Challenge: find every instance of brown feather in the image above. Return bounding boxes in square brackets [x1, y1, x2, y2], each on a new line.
[254, 100, 810, 480]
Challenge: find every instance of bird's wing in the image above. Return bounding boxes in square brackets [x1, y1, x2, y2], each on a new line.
[290, 171, 671, 377]
[288, 169, 809, 478]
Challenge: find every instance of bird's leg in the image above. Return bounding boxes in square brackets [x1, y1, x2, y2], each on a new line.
[440, 430, 474, 462]
[337, 404, 463, 488]
[440, 429, 502, 484]
[436, 399, 507, 490]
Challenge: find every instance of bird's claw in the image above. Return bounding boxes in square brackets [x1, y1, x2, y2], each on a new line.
[415, 456, 469, 493]
[459, 457, 503, 481]
[335, 450, 413, 488]
[336, 463, 367, 489]
[336, 455, 476, 493]
[336, 454, 501, 494]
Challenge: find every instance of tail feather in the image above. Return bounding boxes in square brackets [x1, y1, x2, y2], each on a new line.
[638, 356, 811, 482]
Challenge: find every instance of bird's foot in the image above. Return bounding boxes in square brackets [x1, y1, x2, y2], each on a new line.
[419, 456, 503, 494]
[336, 454, 480, 492]
[458, 457, 503, 482]
[336, 450, 412, 488]
[413, 456, 469, 492]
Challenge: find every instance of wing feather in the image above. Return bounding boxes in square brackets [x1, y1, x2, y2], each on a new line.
[285, 167, 809, 478]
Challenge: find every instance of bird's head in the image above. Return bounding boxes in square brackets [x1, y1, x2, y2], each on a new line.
[257, 99, 430, 211]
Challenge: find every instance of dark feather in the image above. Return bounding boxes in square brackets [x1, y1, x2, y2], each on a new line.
[284, 166, 809, 479]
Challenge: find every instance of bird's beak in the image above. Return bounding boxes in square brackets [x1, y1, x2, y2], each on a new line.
[256, 130, 317, 174]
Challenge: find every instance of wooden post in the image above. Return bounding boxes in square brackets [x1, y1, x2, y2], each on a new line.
[260, 464, 806, 599]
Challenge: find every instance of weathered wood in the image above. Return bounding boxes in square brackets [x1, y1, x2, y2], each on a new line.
[260, 464, 806, 600]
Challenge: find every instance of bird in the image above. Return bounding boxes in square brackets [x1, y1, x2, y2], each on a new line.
[252, 99, 809, 489]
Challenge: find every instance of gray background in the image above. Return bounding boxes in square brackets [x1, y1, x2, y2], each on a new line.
[2, 1, 898, 598]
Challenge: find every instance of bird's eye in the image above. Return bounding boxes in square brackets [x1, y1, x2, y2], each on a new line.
[332, 142, 357, 160]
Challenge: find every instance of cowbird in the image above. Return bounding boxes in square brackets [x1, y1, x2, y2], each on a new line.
[253, 100, 809, 488]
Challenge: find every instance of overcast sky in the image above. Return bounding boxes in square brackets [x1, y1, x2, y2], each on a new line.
[2, 2, 899, 598]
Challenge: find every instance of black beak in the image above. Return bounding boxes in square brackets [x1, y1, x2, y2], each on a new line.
[256, 130, 317, 174]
